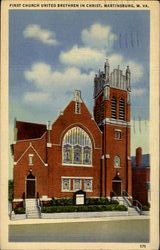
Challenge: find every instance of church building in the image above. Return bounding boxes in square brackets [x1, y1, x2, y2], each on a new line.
[12, 59, 132, 208]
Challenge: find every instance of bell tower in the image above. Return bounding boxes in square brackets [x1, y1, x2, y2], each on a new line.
[94, 59, 132, 197]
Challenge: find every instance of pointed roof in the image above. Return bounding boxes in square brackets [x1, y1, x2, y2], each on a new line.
[16, 121, 46, 140]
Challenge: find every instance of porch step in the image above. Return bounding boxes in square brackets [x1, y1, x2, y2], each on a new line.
[128, 207, 140, 216]
[25, 199, 40, 219]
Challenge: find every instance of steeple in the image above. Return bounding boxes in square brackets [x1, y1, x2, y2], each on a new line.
[104, 58, 110, 81]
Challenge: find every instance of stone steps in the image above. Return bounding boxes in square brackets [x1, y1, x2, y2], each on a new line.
[25, 199, 40, 219]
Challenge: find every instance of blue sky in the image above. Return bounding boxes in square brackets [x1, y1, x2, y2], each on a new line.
[9, 10, 150, 157]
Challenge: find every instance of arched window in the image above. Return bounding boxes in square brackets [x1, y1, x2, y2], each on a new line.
[111, 96, 117, 119]
[119, 98, 125, 120]
[114, 156, 121, 168]
[62, 127, 92, 165]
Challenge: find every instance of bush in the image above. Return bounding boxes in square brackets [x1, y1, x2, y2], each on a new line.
[109, 199, 119, 205]
[142, 205, 150, 211]
[14, 207, 25, 214]
[41, 204, 127, 213]
[51, 198, 73, 206]
[86, 198, 109, 205]
[8, 180, 13, 202]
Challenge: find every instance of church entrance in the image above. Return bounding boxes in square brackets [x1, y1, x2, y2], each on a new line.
[26, 172, 36, 198]
[112, 174, 122, 196]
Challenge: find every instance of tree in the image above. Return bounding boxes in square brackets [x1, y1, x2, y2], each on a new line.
[8, 179, 13, 202]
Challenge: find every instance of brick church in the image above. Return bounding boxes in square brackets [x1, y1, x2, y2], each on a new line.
[12, 59, 132, 207]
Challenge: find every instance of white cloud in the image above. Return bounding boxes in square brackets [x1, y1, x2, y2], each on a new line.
[24, 62, 94, 90]
[24, 92, 52, 103]
[81, 23, 117, 50]
[23, 24, 58, 46]
[131, 87, 146, 97]
[59, 46, 105, 70]
[23, 62, 95, 108]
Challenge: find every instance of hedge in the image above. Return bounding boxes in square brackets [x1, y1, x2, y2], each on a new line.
[14, 207, 25, 214]
[41, 204, 127, 213]
[142, 205, 150, 211]
[50, 197, 117, 206]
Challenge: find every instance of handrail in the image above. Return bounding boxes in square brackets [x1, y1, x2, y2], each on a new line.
[36, 197, 41, 218]
[122, 190, 142, 214]
[132, 199, 142, 214]
[111, 191, 124, 205]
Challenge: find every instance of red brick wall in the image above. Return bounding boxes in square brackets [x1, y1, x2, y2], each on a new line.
[132, 168, 150, 205]
[94, 87, 131, 197]
[13, 146, 48, 199]
[47, 100, 102, 198]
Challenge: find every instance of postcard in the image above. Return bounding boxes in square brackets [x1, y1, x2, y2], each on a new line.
[0, 0, 159, 249]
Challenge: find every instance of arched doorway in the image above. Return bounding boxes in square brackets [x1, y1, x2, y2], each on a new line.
[112, 174, 122, 196]
[26, 172, 36, 198]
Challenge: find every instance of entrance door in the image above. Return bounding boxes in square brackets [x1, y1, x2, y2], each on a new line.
[26, 173, 36, 198]
[112, 181, 121, 196]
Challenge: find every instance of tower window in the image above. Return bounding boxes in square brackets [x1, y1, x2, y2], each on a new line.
[75, 102, 81, 114]
[111, 96, 117, 119]
[114, 156, 121, 168]
[115, 130, 121, 140]
[119, 98, 125, 120]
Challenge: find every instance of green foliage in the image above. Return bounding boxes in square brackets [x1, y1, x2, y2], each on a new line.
[86, 198, 110, 205]
[51, 198, 73, 206]
[8, 179, 14, 202]
[41, 204, 127, 213]
[142, 205, 150, 211]
[14, 207, 25, 214]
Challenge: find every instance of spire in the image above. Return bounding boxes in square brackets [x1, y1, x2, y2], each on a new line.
[126, 66, 131, 91]
[104, 58, 110, 81]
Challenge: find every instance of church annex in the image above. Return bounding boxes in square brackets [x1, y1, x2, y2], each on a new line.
[12, 59, 132, 208]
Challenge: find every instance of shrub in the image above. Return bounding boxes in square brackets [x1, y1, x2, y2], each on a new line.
[41, 204, 127, 213]
[85, 198, 109, 205]
[142, 205, 150, 211]
[8, 180, 13, 202]
[14, 207, 25, 214]
[109, 200, 119, 205]
[51, 198, 73, 206]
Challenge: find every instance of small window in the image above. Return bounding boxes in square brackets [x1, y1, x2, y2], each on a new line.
[62, 178, 70, 191]
[115, 130, 121, 140]
[114, 156, 121, 168]
[111, 96, 117, 119]
[28, 154, 33, 165]
[73, 179, 82, 191]
[75, 102, 81, 114]
[145, 182, 150, 190]
[119, 98, 125, 120]
[84, 179, 92, 191]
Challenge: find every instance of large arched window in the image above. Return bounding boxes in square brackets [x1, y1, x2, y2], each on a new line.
[111, 96, 117, 119]
[119, 98, 125, 120]
[62, 127, 92, 165]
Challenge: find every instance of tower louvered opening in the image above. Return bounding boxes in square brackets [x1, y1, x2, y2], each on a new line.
[111, 96, 117, 119]
[119, 98, 125, 120]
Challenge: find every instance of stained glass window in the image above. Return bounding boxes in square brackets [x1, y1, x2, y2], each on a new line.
[62, 127, 92, 165]
[73, 179, 82, 191]
[84, 179, 92, 191]
[62, 178, 70, 191]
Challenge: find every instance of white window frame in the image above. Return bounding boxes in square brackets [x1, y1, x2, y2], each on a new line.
[28, 154, 33, 166]
[84, 179, 93, 192]
[115, 129, 122, 140]
[73, 179, 82, 191]
[114, 155, 121, 168]
[61, 178, 71, 192]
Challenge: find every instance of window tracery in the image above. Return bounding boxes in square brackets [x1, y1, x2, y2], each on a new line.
[62, 127, 92, 165]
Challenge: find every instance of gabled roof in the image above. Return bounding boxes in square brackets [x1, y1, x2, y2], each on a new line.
[16, 121, 46, 140]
